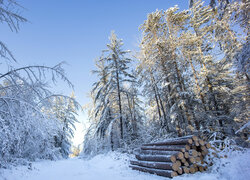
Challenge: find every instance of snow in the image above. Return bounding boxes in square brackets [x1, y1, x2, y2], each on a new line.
[1, 149, 250, 180]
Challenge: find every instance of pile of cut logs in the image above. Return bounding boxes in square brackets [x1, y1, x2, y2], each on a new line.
[130, 135, 211, 178]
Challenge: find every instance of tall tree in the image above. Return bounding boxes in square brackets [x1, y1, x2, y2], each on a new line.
[104, 31, 135, 140]
[85, 31, 137, 153]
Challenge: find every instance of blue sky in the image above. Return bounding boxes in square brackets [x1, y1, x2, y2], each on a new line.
[2, 0, 189, 145]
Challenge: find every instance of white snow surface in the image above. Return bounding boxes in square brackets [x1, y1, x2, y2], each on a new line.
[0, 149, 249, 180]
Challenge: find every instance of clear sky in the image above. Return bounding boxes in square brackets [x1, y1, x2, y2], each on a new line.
[2, 0, 189, 146]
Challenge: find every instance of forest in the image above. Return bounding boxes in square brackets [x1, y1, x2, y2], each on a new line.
[83, 0, 249, 156]
[0, 0, 249, 178]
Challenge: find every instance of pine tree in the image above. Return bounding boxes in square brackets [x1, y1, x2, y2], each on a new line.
[104, 31, 135, 141]
[85, 31, 138, 153]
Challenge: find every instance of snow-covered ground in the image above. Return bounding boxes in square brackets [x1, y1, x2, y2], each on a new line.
[0, 149, 249, 180]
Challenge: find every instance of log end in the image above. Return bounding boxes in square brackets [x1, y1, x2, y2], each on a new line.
[192, 135, 198, 141]
[171, 171, 178, 177]
[188, 139, 193, 144]
[183, 167, 190, 174]
[190, 166, 196, 174]
[171, 155, 176, 163]
[178, 152, 184, 160]
[184, 152, 189, 159]
[172, 162, 180, 171]
[177, 167, 183, 175]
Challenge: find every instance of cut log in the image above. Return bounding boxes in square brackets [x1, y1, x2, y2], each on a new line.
[130, 135, 212, 177]
[185, 145, 191, 151]
[195, 157, 201, 163]
[175, 160, 181, 167]
[190, 166, 196, 174]
[141, 145, 186, 152]
[129, 165, 178, 178]
[181, 158, 187, 163]
[177, 152, 184, 160]
[194, 140, 199, 146]
[189, 156, 195, 163]
[142, 138, 193, 146]
[199, 139, 205, 146]
[191, 135, 199, 141]
[194, 167, 199, 172]
[184, 161, 189, 167]
[135, 154, 176, 163]
[140, 150, 184, 159]
[198, 165, 204, 172]
[177, 167, 183, 175]
[130, 160, 180, 171]
[189, 150, 198, 157]
[184, 152, 189, 159]
[176, 135, 198, 141]
[183, 167, 190, 174]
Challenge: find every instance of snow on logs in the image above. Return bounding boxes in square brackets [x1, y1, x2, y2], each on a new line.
[130, 135, 211, 178]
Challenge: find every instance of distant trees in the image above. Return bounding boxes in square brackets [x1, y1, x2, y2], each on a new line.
[45, 92, 80, 158]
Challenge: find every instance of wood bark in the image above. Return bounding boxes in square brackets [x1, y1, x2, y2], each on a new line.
[129, 165, 178, 178]
[177, 167, 183, 175]
[130, 135, 211, 177]
[183, 167, 190, 174]
[130, 160, 180, 171]
[150, 72, 169, 130]
[140, 150, 183, 159]
[135, 154, 176, 163]
[113, 54, 123, 140]
[142, 138, 192, 146]
[141, 145, 186, 152]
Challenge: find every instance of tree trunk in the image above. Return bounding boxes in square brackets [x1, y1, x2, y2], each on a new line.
[150, 72, 169, 130]
[141, 145, 187, 152]
[130, 160, 180, 171]
[142, 138, 193, 146]
[113, 54, 123, 140]
[126, 92, 137, 137]
[135, 154, 177, 163]
[153, 84, 162, 120]
[129, 165, 178, 178]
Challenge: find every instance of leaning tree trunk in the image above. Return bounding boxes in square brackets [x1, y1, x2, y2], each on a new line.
[151, 72, 169, 130]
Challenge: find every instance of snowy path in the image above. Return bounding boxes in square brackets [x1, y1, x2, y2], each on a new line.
[0, 153, 165, 180]
[1, 151, 250, 180]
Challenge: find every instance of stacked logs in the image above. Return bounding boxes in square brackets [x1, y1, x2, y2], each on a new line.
[129, 135, 211, 178]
